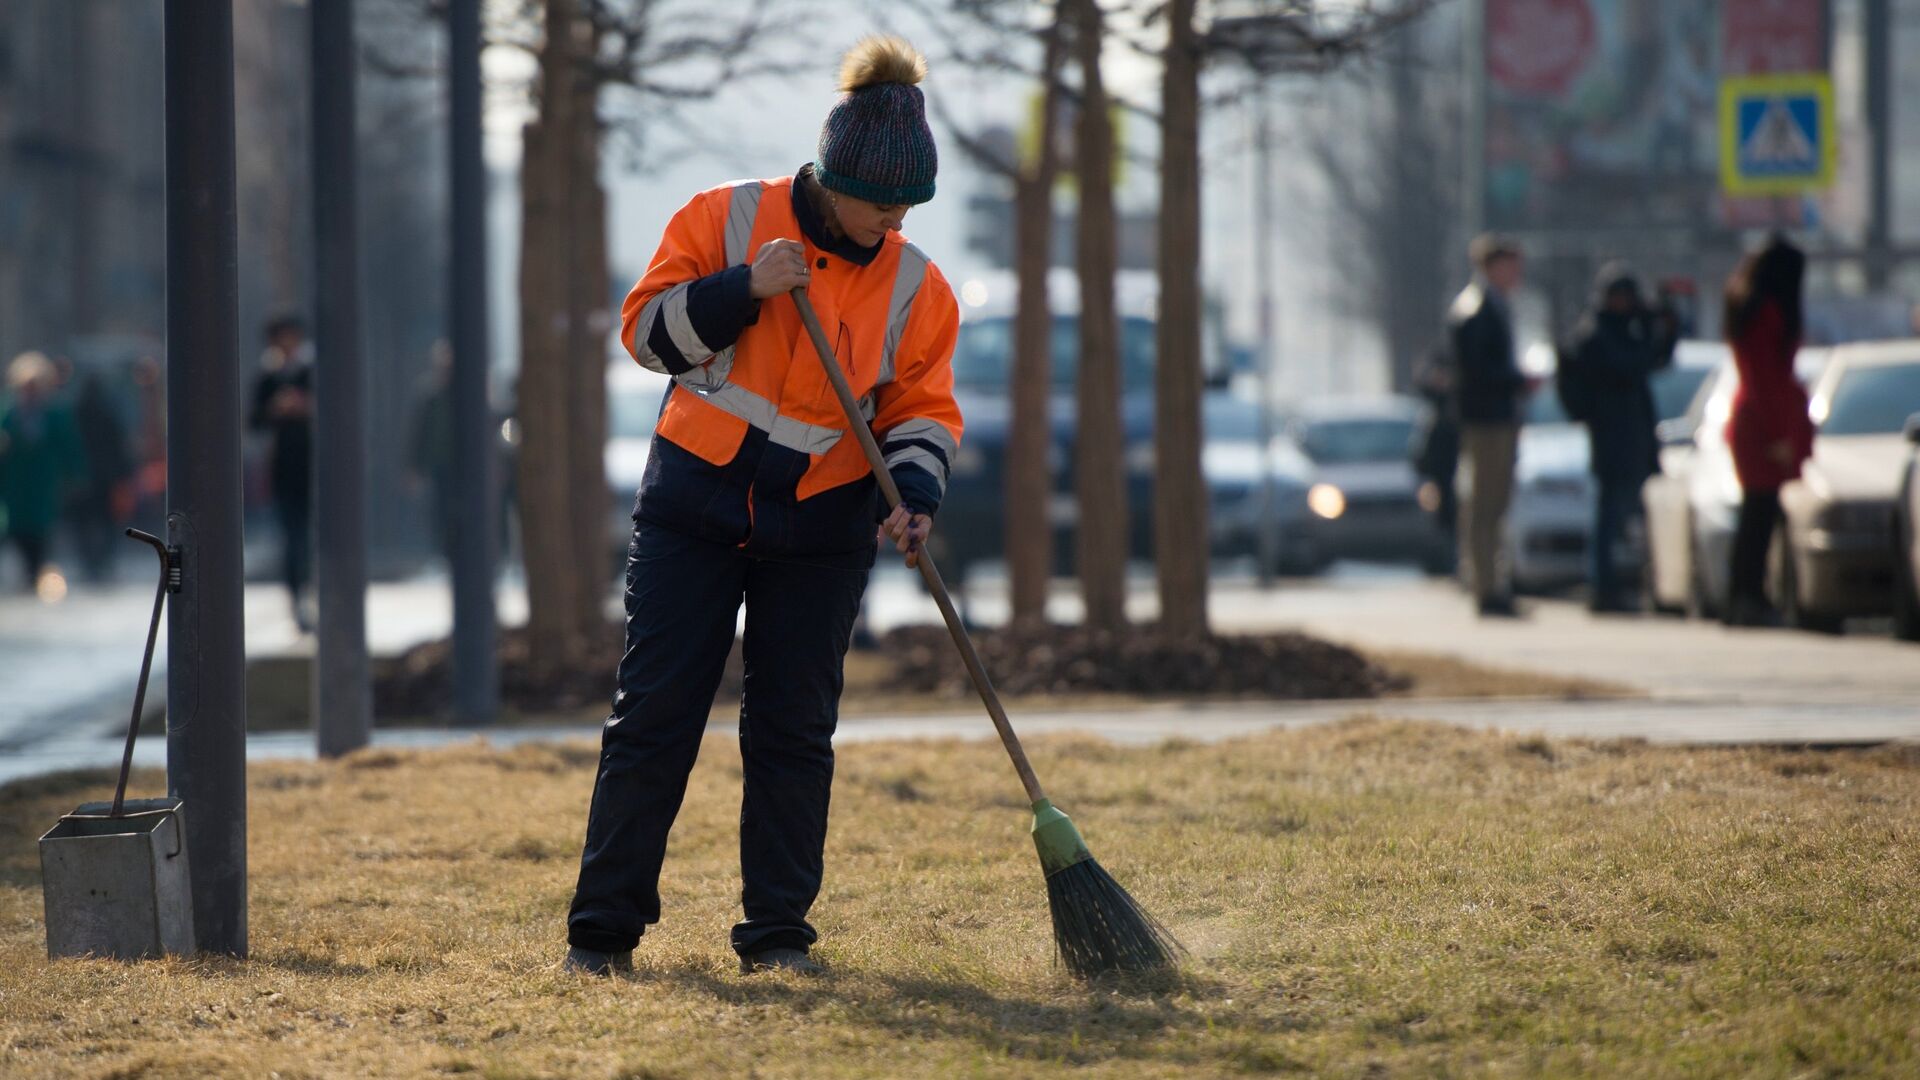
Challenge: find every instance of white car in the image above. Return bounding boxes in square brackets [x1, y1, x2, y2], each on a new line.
[1641, 346, 1830, 617]
[1501, 349, 1716, 594]
[1501, 388, 1591, 592]
[1774, 342, 1920, 631]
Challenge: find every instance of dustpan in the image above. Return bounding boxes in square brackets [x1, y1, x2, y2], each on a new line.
[38, 529, 195, 959]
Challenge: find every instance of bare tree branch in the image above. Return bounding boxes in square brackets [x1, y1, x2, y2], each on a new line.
[883, 0, 1165, 126]
[1204, 0, 1447, 77]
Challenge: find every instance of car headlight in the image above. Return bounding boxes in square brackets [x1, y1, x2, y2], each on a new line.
[1307, 483, 1346, 520]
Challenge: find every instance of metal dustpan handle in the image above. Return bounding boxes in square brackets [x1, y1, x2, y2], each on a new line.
[114, 529, 175, 819]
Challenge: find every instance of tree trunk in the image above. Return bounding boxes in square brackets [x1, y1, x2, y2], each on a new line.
[1071, 0, 1127, 632]
[1007, 10, 1068, 632]
[1382, 33, 1451, 392]
[562, 17, 610, 649]
[516, 0, 592, 676]
[1154, 0, 1208, 639]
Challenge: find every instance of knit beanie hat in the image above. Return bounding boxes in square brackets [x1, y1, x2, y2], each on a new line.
[815, 36, 938, 206]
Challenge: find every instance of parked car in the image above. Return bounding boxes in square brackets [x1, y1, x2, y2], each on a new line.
[936, 270, 1182, 583]
[1641, 346, 1829, 617]
[1894, 411, 1920, 641]
[1772, 341, 1920, 632]
[938, 312, 1156, 582]
[1204, 391, 1315, 574]
[1505, 344, 1719, 595]
[1280, 397, 1450, 573]
[1501, 386, 1589, 591]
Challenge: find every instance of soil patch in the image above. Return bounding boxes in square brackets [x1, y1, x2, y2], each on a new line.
[369, 622, 1397, 722]
[370, 624, 743, 721]
[361, 624, 1629, 728]
[877, 624, 1404, 699]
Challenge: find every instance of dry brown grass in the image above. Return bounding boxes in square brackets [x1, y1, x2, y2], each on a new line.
[839, 648, 1630, 720]
[3, 720, 1917, 1078]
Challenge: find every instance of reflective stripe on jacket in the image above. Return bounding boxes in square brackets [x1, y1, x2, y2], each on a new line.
[620, 170, 963, 564]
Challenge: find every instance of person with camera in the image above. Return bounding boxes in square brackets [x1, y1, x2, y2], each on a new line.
[1556, 262, 1677, 613]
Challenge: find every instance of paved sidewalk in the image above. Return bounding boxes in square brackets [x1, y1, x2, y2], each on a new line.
[6, 565, 1915, 787]
[1214, 573, 1920, 709]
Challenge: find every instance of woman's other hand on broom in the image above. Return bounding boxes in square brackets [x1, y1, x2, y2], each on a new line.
[750, 238, 810, 299]
[880, 505, 932, 568]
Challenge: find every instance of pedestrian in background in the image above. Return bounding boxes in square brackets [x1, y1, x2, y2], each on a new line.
[409, 341, 516, 570]
[1557, 262, 1677, 613]
[0, 352, 83, 591]
[1447, 233, 1528, 617]
[407, 340, 458, 568]
[1721, 236, 1813, 627]
[71, 373, 134, 582]
[1411, 343, 1460, 564]
[249, 314, 315, 632]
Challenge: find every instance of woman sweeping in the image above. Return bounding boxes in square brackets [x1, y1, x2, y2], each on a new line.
[563, 36, 962, 976]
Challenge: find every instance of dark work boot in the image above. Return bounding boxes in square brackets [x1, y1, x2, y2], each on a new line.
[561, 946, 634, 977]
[739, 947, 825, 976]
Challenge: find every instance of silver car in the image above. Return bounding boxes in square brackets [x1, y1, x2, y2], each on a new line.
[1773, 342, 1920, 631]
[1894, 411, 1920, 641]
[1502, 387, 1594, 592]
[1282, 398, 1451, 574]
[1204, 392, 1317, 575]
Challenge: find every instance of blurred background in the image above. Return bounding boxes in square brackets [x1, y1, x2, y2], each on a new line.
[3, 0, 1919, 767]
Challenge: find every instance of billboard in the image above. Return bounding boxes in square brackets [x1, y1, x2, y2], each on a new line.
[1482, 0, 1825, 234]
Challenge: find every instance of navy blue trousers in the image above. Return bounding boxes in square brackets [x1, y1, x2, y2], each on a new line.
[566, 520, 869, 957]
[1589, 475, 1642, 606]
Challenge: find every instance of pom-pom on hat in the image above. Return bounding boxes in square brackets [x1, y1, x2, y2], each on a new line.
[815, 36, 938, 207]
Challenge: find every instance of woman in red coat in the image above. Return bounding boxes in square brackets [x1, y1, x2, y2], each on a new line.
[1722, 236, 1814, 626]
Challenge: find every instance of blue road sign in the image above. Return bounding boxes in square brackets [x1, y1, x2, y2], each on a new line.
[1719, 74, 1835, 196]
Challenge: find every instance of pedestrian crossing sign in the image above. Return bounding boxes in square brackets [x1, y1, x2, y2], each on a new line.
[1719, 74, 1835, 196]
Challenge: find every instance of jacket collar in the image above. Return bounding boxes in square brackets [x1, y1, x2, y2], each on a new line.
[1473, 273, 1511, 317]
[792, 164, 884, 267]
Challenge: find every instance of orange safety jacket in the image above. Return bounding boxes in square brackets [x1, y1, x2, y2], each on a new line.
[620, 167, 962, 565]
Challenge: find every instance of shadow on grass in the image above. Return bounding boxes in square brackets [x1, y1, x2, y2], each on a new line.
[652, 961, 1233, 1066]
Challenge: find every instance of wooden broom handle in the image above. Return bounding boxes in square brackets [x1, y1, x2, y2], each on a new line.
[788, 287, 1047, 805]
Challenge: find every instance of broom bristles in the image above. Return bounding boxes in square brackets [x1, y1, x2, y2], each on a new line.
[1044, 856, 1184, 977]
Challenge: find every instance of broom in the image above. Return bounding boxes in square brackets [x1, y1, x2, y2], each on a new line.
[789, 286, 1182, 977]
